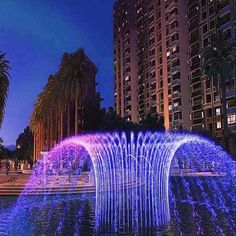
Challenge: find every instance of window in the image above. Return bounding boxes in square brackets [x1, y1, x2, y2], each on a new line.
[160, 68, 163, 76]
[203, 38, 208, 47]
[223, 28, 231, 40]
[201, 0, 206, 6]
[206, 79, 210, 89]
[171, 33, 179, 42]
[216, 121, 222, 129]
[215, 108, 221, 116]
[207, 109, 212, 117]
[206, 94, 211, 103]
[202, 12, 207, 20]
[227, 114, 236, 125]
[203, 24, 207, 34]
[209, 6, 214, 16]
[160, 80, 163, 87]
[227, 98, 236, 108]
[172, 45, 179, 53]
[210, 20, 215, 29]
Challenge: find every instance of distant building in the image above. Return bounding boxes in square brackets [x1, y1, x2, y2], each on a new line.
[32, 49, 100, 160]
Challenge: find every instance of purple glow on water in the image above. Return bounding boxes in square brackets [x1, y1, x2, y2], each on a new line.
[6, 132, 236, 235]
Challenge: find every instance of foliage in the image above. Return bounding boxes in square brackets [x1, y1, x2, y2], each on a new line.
[30, 50, 94, 131]
[83, 107, 165, 132]
[0, 52, 10, 127]
[202, 31, 236, 149]
[16, 126, 34, 161]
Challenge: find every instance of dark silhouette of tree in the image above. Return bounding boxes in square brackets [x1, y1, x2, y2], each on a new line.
[139, 109, 165, 131]
[202, 31, 236, 149]
[0, 52, 10, 127]
[83, 106, 165, 132]
[16, 126, 34, 161]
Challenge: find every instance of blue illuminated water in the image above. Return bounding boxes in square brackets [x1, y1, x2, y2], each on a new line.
[1, 132, 235, 235]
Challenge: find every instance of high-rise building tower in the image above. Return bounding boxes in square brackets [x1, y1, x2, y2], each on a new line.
[113, 0, 191, 129]
[136, 0, 191, 129]
[113, 0, 235, 141]
[187, 0, 236, 142]
[113, 0, 139, 123]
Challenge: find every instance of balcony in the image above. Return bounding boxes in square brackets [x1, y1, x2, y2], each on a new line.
[226, 89, 236, 98]
[173, 106, 181, 112]
[218, 1, 230, 13]
[172, 91, 181, 99]
[227, 107, 236, 114]
[228, 123, 236, 132]
[172, 79, 181, 86]
[173, 119, 182, 127]
[168, 14, 178, 25]
[219, 19, 231, 31]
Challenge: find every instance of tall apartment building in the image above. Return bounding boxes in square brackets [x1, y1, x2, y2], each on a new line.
[113, 0, 191, 129]
[188, 0, 236, 142]
[114, 0, 235, 141]
[113, 0, 139, 123]
[136, 0, 191, 129]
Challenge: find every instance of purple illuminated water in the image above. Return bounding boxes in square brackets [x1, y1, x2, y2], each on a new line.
[4, 132, 236, 235]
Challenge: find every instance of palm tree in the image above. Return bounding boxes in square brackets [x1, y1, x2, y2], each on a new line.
[30, 50, 92, 147]
[202, 32, 236, 149]
[57, 52, 91, 134]
[0, 52, 10, 128]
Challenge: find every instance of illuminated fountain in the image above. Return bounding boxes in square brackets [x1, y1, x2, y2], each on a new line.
[7, 132, 235, 235]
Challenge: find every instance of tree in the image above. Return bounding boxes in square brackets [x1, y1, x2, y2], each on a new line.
[202, 32, 236, 149]
[0, 137, 3, 154]
[30, 50, 94, 137]
[16, 126, 34, 161]
[0, 52, 10, 127]
[139, 109, 165, 131]
[83, 106, 165, 132]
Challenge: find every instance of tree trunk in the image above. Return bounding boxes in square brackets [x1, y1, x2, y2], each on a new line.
[75, 95, 78, 134]
[67, 103, 70, 137]
[50, 113, 54, 148]
[60, 109, 63, 141]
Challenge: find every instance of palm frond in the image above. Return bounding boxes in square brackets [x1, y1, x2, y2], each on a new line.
[0, 52, 10, 128]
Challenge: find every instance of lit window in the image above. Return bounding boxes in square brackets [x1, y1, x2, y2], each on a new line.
[167, 51, 170, 57]
[216, 108, 221, 116]
[216, 121, 221, 129]
[227, 114, 236, 125]
[169, 105, 172, 110]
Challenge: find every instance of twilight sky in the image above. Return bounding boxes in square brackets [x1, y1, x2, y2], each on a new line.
[0, 0, 116, 145]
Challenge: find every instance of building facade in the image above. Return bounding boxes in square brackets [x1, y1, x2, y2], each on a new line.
[136, 0, 191, 129]
[187, 0, 236, 142]
[32, 49, 99, 160]
[113, 0, 236, 142]
[113, 0, 139, 123]
[114, 0, 191, 129]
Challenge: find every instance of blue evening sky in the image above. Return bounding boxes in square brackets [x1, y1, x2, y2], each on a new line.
[0, 0, 116, 145]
